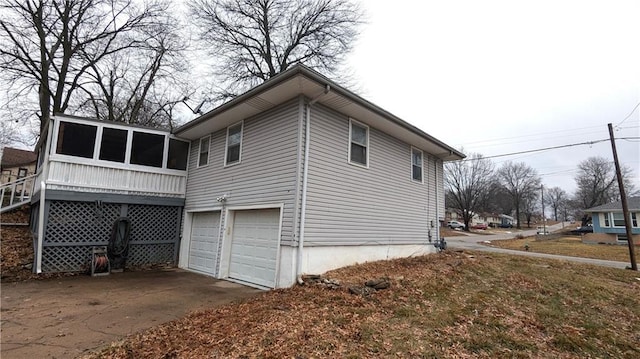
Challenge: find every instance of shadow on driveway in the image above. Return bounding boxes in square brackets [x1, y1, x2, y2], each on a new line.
[1, 268, 262, 358]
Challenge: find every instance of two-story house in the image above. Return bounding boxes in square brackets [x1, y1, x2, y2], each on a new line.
[26, 65, 464, 289]
[173, 65, 464, 288]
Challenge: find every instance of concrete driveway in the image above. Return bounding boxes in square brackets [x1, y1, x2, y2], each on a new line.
[1, 269, 261, 359]
[446, 222, 630, 269]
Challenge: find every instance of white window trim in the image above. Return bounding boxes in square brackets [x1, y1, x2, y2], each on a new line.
[411, 147, 424, 183]
[198, 135, 210, 168]
[611, 212, 627, 227]
[602, 213, 610, 227]
[224, 121, 243, 167]
[51, 117, 187, 172]
[348, 118, 369, 168]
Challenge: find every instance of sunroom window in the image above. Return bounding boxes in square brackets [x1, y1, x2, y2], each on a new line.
[56, 121, 97, 158]
[168, 139, 189, 170]
[99, 127, 127, 163]
[130, 131, 164, 168]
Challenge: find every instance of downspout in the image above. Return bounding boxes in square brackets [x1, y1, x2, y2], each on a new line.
[36, 117, 54, 273]
[297, 85, 330, 283]
[434, 158, 440, 243]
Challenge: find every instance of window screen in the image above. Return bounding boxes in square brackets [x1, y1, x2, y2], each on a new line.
[412, 148, 423, 182]
[226, 124, 242, 165]
[56, 121, 97, 158]
[199, 136, 210, 167]
[99, 127, 127, 162]
[168, 139, 189, 170]
[131, 131, 164, 168]
[350, 122, 368, 166]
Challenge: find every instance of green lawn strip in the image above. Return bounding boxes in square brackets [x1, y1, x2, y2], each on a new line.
[488, 236, 632, 262]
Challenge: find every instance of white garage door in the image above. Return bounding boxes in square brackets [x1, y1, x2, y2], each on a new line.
[229, 208, 280, 288]
[189, 211, 221, 275]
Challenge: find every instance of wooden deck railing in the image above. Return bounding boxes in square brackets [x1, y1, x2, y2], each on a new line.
[0, 173, 36, 213]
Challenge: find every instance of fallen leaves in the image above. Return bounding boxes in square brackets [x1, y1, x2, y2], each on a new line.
[83, 251, 640, 359]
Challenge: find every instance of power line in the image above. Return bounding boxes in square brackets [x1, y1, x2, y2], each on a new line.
[457, 138, 615, 161]
[617, 100, 640, 126]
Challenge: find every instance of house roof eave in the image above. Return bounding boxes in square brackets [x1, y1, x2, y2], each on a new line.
[174, 65, 465, 161]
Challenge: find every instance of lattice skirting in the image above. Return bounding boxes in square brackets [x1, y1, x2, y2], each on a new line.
[38, 200, 182, 273]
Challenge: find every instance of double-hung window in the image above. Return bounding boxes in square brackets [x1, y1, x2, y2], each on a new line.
[411, 147, 423, 182]
[612, 212, 625, 227]
[198, 136, 210, 167]
[603, 213, 610, 227]
[225, 122, 242, 165]
[632, 213, 638, 227]
[349, 120, 368, 167]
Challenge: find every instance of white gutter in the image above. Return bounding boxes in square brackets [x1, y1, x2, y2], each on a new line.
[297, 85, 330, 282]
[36, 118, 54, 273]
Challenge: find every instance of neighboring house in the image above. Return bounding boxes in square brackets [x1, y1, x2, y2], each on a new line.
[442, 209, 504, 228]
[582, 197, 640, 245]
[1, 147, 37, 184]
[1, 147, 38, 210]
[27, 65, 464, 289]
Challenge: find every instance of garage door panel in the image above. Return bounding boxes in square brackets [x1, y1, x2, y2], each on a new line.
[189, 211, 220, 275]
[229, 209, 280, 288]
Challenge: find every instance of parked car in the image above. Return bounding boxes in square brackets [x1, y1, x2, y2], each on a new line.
[570, 225, 593, 234]
[499, 223, 513, 228]
[447, 220, 465, 229]
[471, 222, 488, 230]
[536, 226, 550, 235]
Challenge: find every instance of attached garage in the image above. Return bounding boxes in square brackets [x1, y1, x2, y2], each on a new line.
[188, 211, 221, 275]
[228, 208, 281, 288]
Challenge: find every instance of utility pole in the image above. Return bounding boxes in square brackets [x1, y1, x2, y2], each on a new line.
[608, 123, 637, 270]
[541, 184, 546, 234]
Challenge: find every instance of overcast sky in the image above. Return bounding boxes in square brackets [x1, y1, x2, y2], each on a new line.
[346, 0, 639, 194]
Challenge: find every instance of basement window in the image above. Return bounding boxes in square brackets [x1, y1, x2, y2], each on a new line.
[130, 131, 164, 168]
[56, 121, 97, 158]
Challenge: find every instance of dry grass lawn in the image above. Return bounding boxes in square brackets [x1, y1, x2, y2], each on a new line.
[87, 251, 640, 359]
[488, 235, 634, 263]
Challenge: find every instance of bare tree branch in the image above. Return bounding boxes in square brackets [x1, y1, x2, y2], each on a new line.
[189, 0, 362, 97]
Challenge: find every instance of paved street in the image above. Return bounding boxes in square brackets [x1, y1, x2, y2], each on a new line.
[444, 222, 631, 269]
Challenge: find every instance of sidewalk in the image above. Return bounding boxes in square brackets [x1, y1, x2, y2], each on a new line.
[445, 222, 631, 269]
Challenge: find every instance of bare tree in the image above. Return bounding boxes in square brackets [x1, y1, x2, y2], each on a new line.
[545, 186, 567, 221]
[444, 153, 495, 231]
[497, 161, 541, 229]
[189, 0, 363, 99]
[75, 13, 191, 129]
[0, 0, 169, 135]
[521, 190, 539, 228]
[573, 156, 635, 209]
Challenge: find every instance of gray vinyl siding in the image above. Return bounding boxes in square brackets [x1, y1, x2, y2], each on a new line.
[184, 100, 301, 245]
[303, 105, 436, 246]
